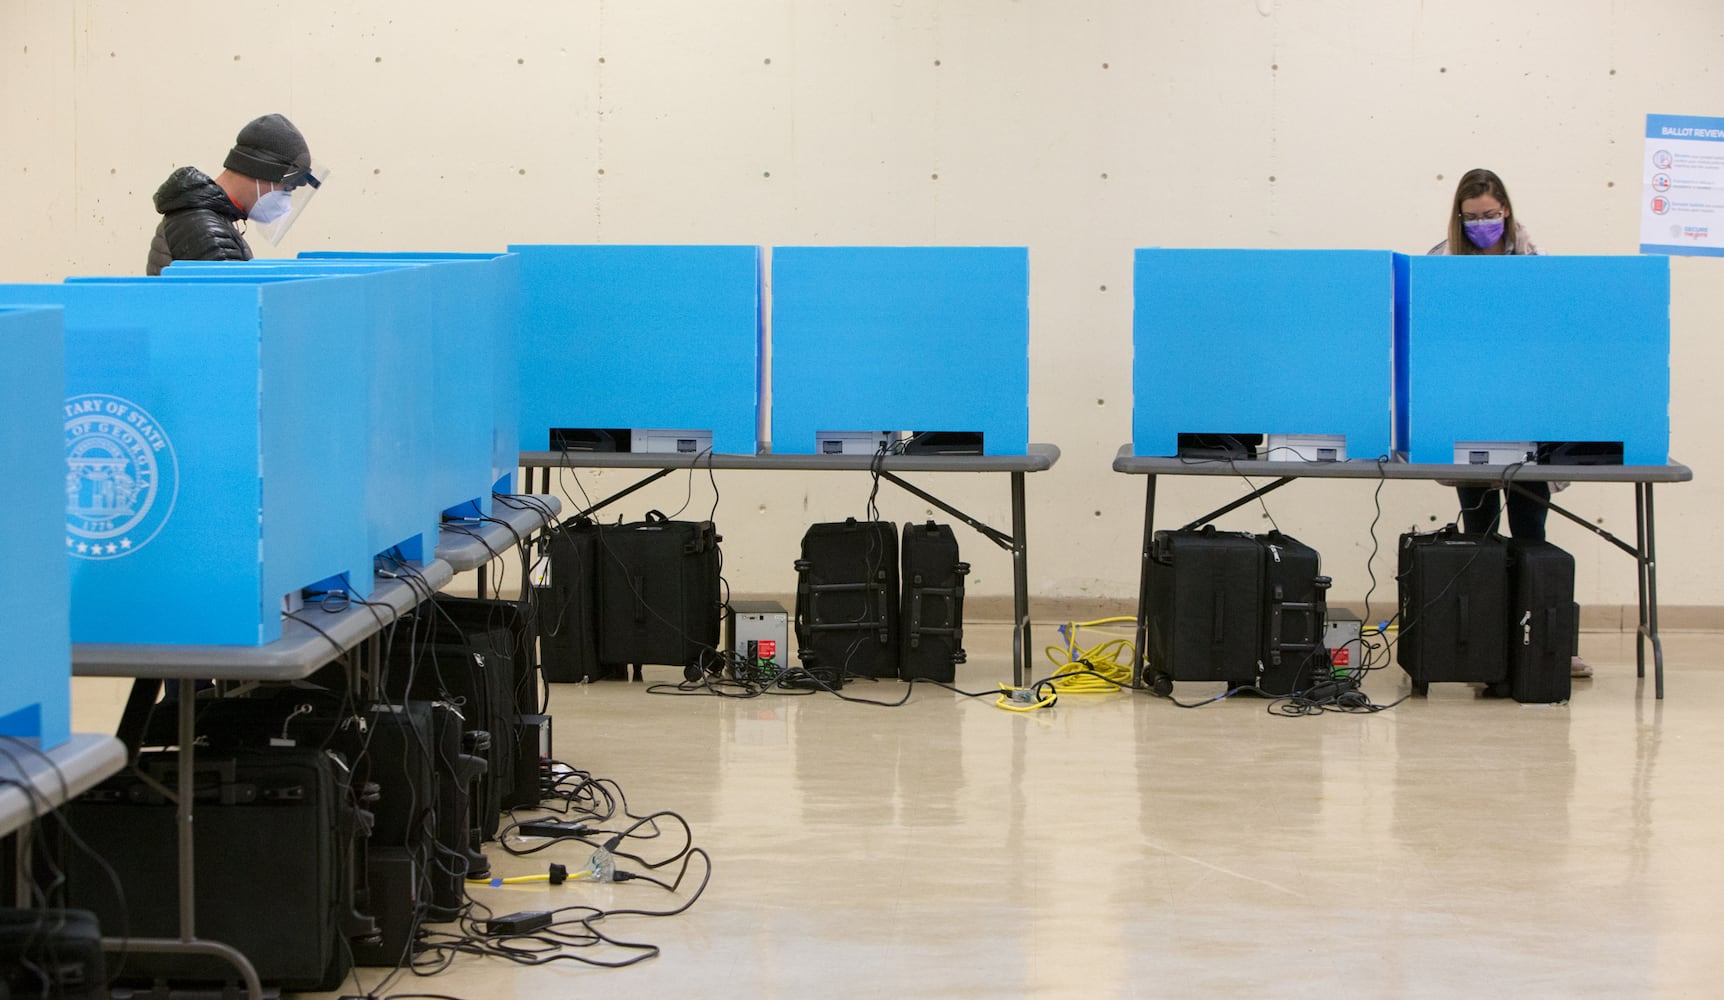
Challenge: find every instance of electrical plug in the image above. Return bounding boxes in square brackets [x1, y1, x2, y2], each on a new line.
[584, 846, 616, 883]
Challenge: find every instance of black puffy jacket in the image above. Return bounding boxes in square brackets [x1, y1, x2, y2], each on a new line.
[145, 166, 251, 275]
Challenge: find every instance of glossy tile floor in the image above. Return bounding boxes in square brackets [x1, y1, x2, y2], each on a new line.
[72, 626, 1724, 998]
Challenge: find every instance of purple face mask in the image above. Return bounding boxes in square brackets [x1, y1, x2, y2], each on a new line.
[1463, 218, 1506, 249]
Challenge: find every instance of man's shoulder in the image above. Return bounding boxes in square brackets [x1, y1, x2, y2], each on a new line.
[153, 166, 239, 218]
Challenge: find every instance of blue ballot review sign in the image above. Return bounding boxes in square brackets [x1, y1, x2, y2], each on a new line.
[1640, 113, 1724, 257]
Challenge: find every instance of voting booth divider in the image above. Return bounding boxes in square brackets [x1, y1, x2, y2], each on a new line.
[300, 251, 522, 502]
[0, 278, 375, 646]
[770, 246, 1032, 456]
[3, 243, 1671, 651]
[1394, 254, 1670, 464]
[1131, 249, 1397, 460]
[1131, 249, 1671, 463]
[509, 244, 762, 455]
[0, 306, 72, 749]
[148, 263, 442, 561]
[179, 253, 526, 515]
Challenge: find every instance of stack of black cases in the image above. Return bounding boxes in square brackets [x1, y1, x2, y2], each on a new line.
[59, 686, 499, 981]
[1144, 526, 1330, 696]
[1507, 538, 1576, 704]
[795, 519, 900, 685]
[56, 746, 368, 992]
[1397, 528, 1509, 692]
[900, 521, 970, 682]
[594, 512, 723, 679]
[793, 519, 970, 685]
[0, 908, 106, 999]
[1257, 530, 1331, 694]
[1397, 528, 1574, 702]
[539, 517, 608, 682]
[541, 512, 725, 682]
[46, 584, 554, 991]
[386, 594, 533, 840]
[1146, 526, 1262, 688]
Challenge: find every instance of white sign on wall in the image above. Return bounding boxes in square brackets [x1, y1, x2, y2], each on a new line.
[1640, 113, 1724, 257]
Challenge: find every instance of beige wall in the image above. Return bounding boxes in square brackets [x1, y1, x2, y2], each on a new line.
[3, 0, 1720, 616]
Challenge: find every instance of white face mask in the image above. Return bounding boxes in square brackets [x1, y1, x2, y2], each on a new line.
[250, 183, 293, 224]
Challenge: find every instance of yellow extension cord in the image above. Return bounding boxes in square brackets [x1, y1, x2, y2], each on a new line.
[994, 616, 1139, 712]
[467, 870, 591, 887]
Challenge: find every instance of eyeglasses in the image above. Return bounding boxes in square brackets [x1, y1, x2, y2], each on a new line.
[1459, 209, 1506, 222]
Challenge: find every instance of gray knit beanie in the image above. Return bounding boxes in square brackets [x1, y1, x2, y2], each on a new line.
[224, 114, 312, 187]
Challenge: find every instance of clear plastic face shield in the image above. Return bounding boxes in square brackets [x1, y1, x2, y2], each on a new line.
[251, 160, 331, 247]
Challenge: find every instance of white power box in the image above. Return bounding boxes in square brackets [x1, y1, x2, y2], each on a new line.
[727, 600, 789, 683]
[814, 431, 900, 456]
[1454, 441, 1537, 465]
[1265, 433, 1347, 462]
[633, 429, 713, 455]
[1324, 610, 1363, 674]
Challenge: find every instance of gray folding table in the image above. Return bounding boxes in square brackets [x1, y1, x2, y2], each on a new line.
[520, 446, 1061, 685]
[1112, 447, 1692, 698]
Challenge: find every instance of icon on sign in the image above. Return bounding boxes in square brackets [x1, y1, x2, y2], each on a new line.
[1653, 150, 1674, 170]
[1651, 196, 1673, 215]
[1652, 173, 1672, 192]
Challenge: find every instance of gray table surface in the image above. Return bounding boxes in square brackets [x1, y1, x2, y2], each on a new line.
[69, 495, 560, 681]
[521, 442, 1062, 473]
[1112, 445, 1692, 483]
[0, 733, 127, 837]
[435, 495, 562, 571]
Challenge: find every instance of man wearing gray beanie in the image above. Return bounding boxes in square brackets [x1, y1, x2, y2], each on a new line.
[145, 113, 319, 275]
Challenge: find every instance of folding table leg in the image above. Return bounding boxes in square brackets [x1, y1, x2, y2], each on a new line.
[1134, 475, 1158, 689]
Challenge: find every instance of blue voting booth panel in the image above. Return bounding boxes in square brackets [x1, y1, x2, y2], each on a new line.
[0, 307, 71, 749]
[771, 247, 1030, 455]
[300, 251, 522, 501]
[1132, 249, 1396, 459]
[0, 280, 372, 646]
[508, 244, 761, 455]
[1396, 255, 1671, 464]
[157, 262, 442, 558]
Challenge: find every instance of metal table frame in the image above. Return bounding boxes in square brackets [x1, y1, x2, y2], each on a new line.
[67, 496, 560, 999]
[4, 733, 128, 911]
[519, 445, 1061, 686]
[1111, 447, 1693, 699]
